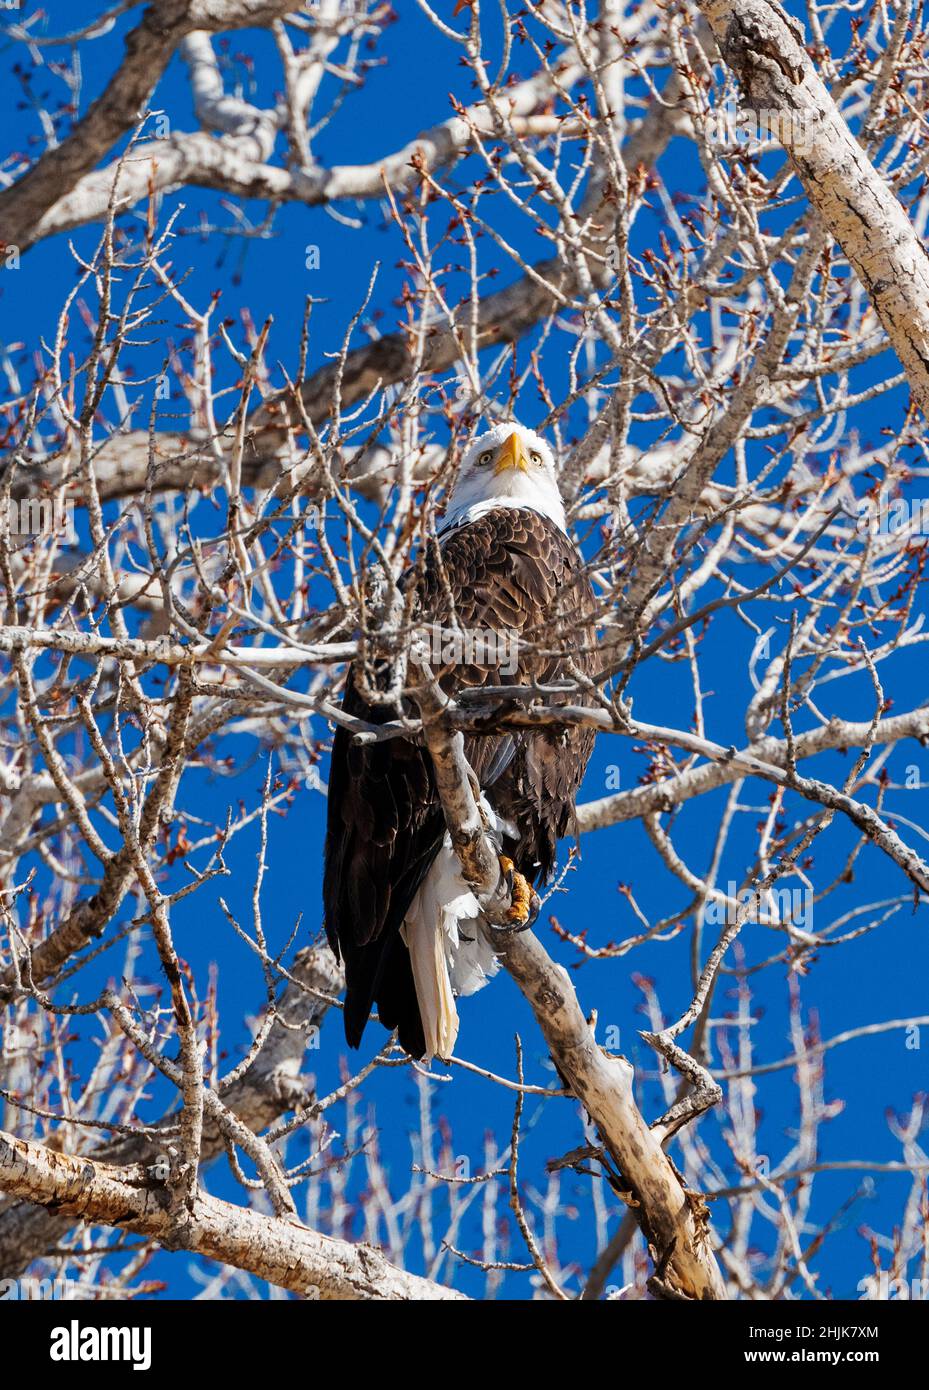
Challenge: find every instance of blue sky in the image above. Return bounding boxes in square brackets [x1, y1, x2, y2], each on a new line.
[1, 1, 927, 1300]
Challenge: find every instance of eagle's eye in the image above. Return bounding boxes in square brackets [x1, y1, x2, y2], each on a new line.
[478, 450, 494, 467]
[529, 450, 543, 465]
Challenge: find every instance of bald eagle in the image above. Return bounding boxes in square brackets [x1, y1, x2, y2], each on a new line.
[323, 423, 598, 1060]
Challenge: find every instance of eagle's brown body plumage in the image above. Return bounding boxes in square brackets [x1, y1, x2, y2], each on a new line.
[323, 505, 597, 1058]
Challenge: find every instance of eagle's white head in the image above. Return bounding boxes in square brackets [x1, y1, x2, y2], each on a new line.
[440, 421, 567, 535]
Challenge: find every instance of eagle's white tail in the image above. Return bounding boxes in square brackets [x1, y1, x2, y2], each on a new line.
[401, 853, 464, 1061]
[401, 807, 505, 1060]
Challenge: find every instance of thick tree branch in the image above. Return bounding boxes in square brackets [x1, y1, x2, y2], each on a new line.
[577, 706, 929, 830]
[697, 0, 929, 414]
[30, 83, 578, 248]
[0, 1, 300, 251]
[0, 944, 343, 1279]
[0, 1124, 464, 1300]
[414, 684, 726, 1300]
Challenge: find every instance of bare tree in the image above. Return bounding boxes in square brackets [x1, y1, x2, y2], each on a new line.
[0, 0, 927, 1302]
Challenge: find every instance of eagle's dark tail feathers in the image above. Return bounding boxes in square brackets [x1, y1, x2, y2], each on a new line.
[341, 930, 426, 1059]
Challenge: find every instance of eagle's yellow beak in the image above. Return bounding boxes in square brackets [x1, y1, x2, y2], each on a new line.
[494, 431, 530, 476]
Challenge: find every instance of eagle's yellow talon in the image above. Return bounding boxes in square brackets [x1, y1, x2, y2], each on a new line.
[499, 855, 536, 926]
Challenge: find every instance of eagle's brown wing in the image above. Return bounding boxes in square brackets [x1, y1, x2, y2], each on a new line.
[323, 508, 597, 1054]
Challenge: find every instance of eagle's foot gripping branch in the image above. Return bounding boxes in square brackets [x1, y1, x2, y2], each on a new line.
[496, 855, 541, 931]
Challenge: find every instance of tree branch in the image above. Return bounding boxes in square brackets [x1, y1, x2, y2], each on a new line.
[698, 0, 929, 414]
[0, 1124, 464, 1300]
[0, 943, 343, 1280]
[413, 682, 727, 1300]
[0, 0, 299, 251]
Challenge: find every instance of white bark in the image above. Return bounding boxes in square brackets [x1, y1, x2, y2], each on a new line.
[415, 685, 726, 1300]
[698, 0, 929, 413]
[0, 1126, 465, 1300]
[0, 945, 343, 1279]
[0, 1, 300, 250]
